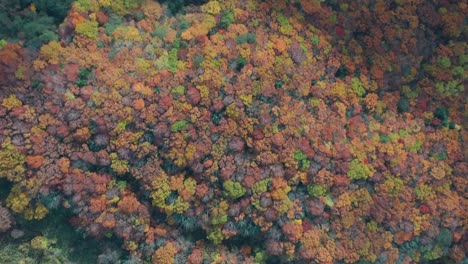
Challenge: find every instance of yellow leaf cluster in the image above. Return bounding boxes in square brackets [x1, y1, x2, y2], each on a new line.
[270, 177, 291, 200]
[152, 242, 178, 264]
[181, 14, 216, 41]
[132, 82, 154, 96]
[6, 185, 30, 213]
[142, 1, 162, 20]
[201, 1, 221, 15]
[113, 26, 142, 42]
[39, 41, 62, 64]
[2, 95, 23, 110]
[0, 138, 26, 182]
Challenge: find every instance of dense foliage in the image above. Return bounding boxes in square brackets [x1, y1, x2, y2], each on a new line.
[0, 0, 466, 263]
[0, 0, 74, 49]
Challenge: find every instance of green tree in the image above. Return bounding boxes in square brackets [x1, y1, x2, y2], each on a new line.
[223, 180, 246, 199]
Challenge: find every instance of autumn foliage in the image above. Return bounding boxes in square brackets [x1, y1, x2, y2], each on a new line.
[0, 0, 466, 263]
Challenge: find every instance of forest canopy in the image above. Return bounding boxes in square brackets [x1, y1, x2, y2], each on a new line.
[0, 0, 466, 263]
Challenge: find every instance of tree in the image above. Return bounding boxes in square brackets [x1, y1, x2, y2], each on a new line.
[223, 180, 246, 199]
[152, 242, 178, 264]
